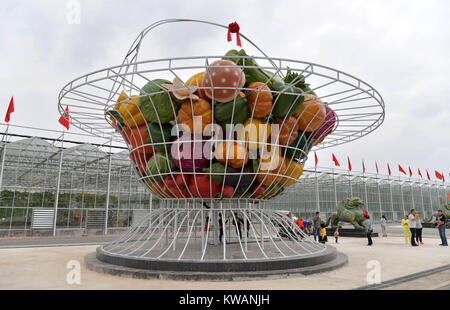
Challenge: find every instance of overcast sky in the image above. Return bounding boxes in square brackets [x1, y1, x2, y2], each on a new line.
[1, 0, 449, 181]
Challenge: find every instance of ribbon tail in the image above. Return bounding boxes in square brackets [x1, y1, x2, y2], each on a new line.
[236, 33, 242, 47]
[227, 29, 232, 42]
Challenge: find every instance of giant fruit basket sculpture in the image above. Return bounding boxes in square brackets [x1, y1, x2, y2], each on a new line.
[58, 20, 384, 269]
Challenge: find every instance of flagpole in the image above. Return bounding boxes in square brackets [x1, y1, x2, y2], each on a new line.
[52, 131, 64, 237]
[315, 164, 320, 213]
[428, 173, 433, 213]
[388, 171, 395, 221]
[348, 162, 352, 197]
[333, 167, 338, 208]
[419, 178, 425, 216]
[375, 170, 382, 218]
[363, 163, 370, 216]
[400, 176, 406, 215]
[0, 124, 9, 191]
[410, 173, 415, 210]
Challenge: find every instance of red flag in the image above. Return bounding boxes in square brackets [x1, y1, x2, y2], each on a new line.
[4, 96, 14, 123]
[399, 164, 406, 175]
[59, 106, 70, 130]
[418, 169, 422, 178]
[435, 170, 444, 181]
[362, 160, 366, 173]
[387, 163, 391, 176]
[332, 153, 340, 167]
[314, 151, 318, 167]
[408, 166, 412, 177]
[426, 170, 431, 181]
[375, 162, 379, 174]
[347, 156, 352, 171]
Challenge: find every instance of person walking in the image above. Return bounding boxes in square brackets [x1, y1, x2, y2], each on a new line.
[401, 215, 411, 244]
[408, 209, 418, 246]
[364, 214, 373, 246]
[313, 212, 321, 242]
[296, 215, 304, 236]
[415, 213, 423, 245]
[319, 223, 328, 244]
[219, 213, 224, 244]
[229, 212, 244, 240]
[380, 215, 388, 237]
[436, 209, 448, 246]
[334, 227, 340, 244]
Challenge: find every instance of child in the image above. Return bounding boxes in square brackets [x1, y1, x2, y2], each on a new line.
[334, 227, 339, 243]
[319, 224, 328, 244]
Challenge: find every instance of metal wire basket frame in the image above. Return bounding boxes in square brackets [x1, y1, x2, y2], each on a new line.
[101, 200, 327, 262]
[57, 19, 384, 266]
[57, 19, 384, 202]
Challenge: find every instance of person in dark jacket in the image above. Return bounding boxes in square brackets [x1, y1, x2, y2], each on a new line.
[436, 210, 448, 246]
[364, 214, 373, 246]
[313, 212, 321, 242]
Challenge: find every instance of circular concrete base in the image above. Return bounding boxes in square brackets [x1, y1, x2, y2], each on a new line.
[85, 245, 348, 281]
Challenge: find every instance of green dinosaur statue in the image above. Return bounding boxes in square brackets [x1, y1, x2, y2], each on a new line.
[324, 197, 366, 229]
[424, 202, 450, 223]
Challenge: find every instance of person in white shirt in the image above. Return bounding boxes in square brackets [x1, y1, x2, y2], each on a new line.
[415, 213, 423, 245]
[408, 209, 419, 246]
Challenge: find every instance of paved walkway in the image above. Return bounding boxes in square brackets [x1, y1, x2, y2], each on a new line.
[0, 224, 446, 248]
[356, 264, 450, 290]
[383, 268, 450, 290]
[0, 235, 118, 248]
[0, 235, 448, 290]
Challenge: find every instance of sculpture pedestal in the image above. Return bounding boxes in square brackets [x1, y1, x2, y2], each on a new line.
[326, 228, 379, 238]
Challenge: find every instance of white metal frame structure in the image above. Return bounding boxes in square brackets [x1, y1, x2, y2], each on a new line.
[56, 19, 387, 267]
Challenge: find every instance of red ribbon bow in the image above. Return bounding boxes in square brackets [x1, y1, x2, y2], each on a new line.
[227, 22, 242, 47]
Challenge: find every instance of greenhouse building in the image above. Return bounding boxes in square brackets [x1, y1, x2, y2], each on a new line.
[0, 124, 448, 237]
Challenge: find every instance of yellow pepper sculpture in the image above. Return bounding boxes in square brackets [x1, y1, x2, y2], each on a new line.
[279, 161, 304, 186]
[240, 119, 271, 151]
[115, 91, 146, 127]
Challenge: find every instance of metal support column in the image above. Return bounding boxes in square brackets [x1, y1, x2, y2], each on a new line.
[260, 208, 264, 250]
[244, 207, 248, 252]
[53, 149, 64, 237]
[104, 148, 113, 235]
[201, 208, 205, 252]
[149, 193, 153, 228]
[173, 209, 177, 251]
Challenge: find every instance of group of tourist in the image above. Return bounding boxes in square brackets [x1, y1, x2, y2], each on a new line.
[401, 209, 423, 246]
[206, 209, 447, 247]
[400, 209, 447, 247]
[292, 209, 447, 247]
